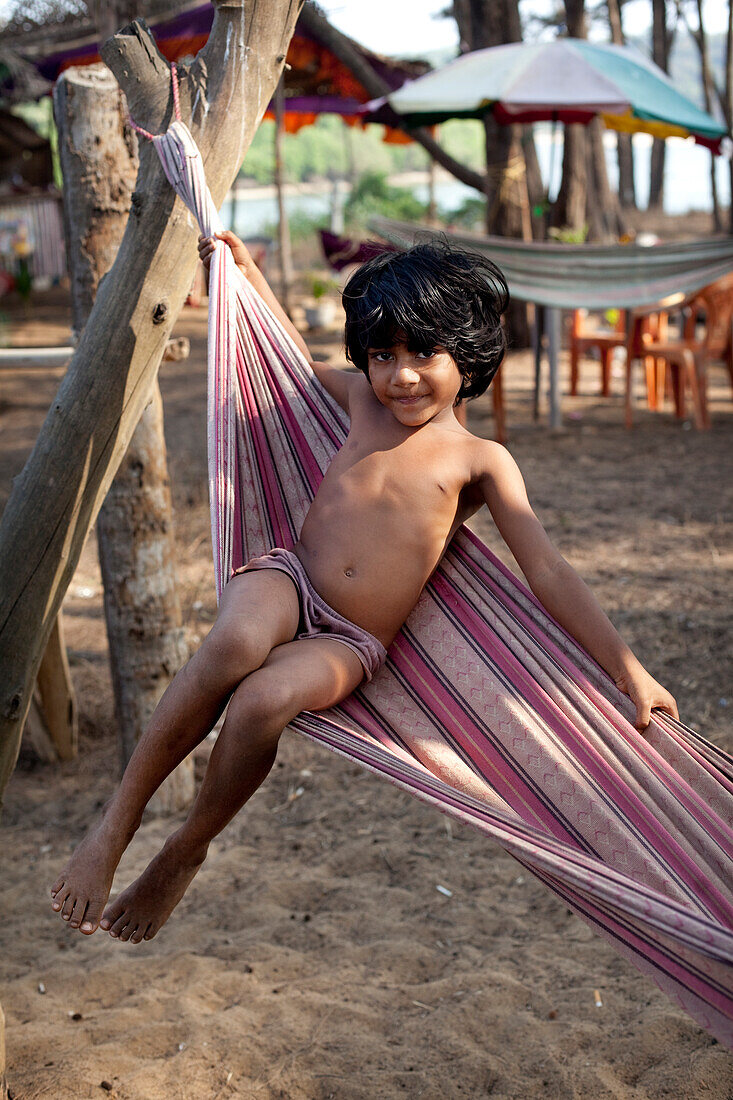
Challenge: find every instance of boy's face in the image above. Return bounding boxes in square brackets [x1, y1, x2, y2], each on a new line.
[366, 334, 462, 427]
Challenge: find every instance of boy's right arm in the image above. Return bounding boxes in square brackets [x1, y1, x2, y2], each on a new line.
[476, 440, 678, 731]
[198, 231, 351, 412]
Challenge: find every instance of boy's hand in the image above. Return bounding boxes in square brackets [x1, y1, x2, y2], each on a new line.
[613, 661, 679, 732]
[197, 230, 252, 273]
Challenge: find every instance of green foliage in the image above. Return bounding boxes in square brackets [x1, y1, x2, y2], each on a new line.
[9, 99, 62, 188]
[548, 224, 589, 244]
[241, 120, 275, 183]
[241, 115, 454, 186]
[309, 274, 338, 299]
[263, 209, 327, 244]
[437, 119, 484, 174]
[443, 195, 486, 230]
[344, 170, 426, 230]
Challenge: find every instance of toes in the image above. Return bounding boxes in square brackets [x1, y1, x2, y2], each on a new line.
[130, 924, 149, 944]
[50, 875, 66, 898]
[51, 884, 69, 912]
[68, 898, 88, 929]
[61, 895, 76, 921]
[118, 922, 136, 943]
[79, 895, 107, 935]
[143, 924, 157, 940]
[108, 912, 129, 939]
[100, 898, 124, 932]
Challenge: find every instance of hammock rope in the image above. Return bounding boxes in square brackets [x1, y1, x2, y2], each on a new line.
[143, 109, 733, 1046]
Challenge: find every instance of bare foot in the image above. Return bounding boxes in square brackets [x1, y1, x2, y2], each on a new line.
[50, 817, 130, 935]
[99, 836, 206, 943]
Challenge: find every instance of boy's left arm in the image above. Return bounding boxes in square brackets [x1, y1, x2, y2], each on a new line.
[477, 443, 678, 731]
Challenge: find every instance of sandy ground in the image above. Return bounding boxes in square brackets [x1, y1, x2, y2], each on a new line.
[1, 286, 732, 1100]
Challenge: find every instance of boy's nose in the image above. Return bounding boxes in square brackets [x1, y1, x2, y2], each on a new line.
[393, 362, 420, 383]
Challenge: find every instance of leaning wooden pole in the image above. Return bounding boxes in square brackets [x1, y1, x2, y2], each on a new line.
[0, 1, 303, 806]
[54, 63, 192, 812]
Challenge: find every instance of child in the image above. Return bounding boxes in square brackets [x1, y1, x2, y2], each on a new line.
[51, 234, 678, 943]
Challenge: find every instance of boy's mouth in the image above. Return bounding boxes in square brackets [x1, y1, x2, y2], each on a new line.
[393, 393, 427, 404]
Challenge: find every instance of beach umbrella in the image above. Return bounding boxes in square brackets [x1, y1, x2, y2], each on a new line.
[369, 39, 728, 153]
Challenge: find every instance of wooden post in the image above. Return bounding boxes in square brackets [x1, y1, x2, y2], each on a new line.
[35, 615, 77, 761]
[0, 1, 304, 806]
[97, 385, 192, 810]
[54, 63, 192, 811]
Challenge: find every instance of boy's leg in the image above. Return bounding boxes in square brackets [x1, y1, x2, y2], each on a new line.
[50, 569, 301, 933]
[100, 638, 364, 943]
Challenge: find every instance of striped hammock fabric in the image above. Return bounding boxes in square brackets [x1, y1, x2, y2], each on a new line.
[151, 119, 733, 1046]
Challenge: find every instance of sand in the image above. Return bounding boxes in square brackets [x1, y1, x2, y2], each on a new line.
[1, 290, 732, 1099]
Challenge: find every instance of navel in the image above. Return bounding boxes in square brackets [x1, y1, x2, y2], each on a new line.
[344, 567, 354, 578]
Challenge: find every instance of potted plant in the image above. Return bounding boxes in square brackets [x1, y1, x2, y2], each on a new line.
[304, 274, 338, 329]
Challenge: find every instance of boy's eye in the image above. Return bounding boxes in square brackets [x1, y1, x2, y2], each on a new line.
[415, 349, 435, 360]
[369, 351, 393, 362]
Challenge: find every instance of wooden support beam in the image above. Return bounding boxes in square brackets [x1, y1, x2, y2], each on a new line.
[35, 614, 77, 761]
[0, 1, 303, 805]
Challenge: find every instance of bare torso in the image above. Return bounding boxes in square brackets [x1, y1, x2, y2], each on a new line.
[294, 377, 481, 646]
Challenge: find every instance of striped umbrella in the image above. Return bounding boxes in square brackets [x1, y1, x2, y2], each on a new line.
[371, 39, 728, 152]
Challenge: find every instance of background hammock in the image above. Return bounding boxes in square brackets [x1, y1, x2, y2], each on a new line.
[369, 215, 733, 310]
[152, 119, 733, 1047]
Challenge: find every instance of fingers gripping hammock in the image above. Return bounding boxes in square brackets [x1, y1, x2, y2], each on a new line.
[138, 82, 733, 1045]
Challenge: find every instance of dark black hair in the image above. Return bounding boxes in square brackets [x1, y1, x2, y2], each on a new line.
[342, 239, 509, 402]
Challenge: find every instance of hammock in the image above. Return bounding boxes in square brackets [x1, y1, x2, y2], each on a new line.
[370, 216, 733, 310]
[149, 116, 733, 1047]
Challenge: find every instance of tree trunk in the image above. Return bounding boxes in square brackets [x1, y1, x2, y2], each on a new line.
[522, 127, 546, 238]
[586, 117, 627, 240]
[552, 0, 587, 232]
[454, 0, 534, 344]
[607, 0, 636, 210]
[551, 123, 587, 232]
[649, 0, 670, 209]
[0, 1, 303, 807]
[694, 0, 722, 231]
[54, 63, 192, 811]
[553, 0, 622, 240]
[96, 387, 191, 806]
[274, 75, 293, 316]
[454, 0, 535, 242]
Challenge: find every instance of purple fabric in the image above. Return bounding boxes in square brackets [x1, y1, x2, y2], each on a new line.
[234, 548, 387, 682]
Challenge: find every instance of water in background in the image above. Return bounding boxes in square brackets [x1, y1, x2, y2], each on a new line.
[220, 128, 731, 237]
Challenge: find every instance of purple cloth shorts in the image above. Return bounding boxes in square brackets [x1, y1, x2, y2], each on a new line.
[233, 547, 387, 682]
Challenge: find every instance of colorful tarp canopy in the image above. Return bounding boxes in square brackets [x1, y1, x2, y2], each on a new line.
[369, 39, 729, 154]
[0, 1, 423, 140]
